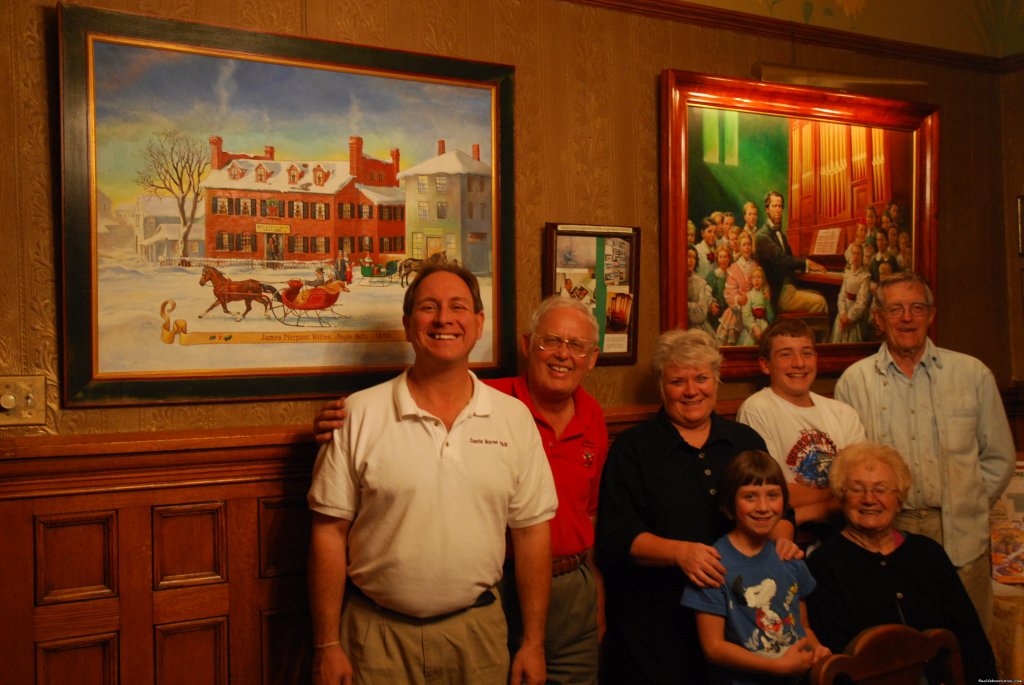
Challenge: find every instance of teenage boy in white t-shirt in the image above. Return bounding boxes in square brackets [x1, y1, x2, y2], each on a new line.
[736, 319, 865, 543]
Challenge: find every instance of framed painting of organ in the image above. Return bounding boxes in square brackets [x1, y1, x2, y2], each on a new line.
[659, 69, 938, 378]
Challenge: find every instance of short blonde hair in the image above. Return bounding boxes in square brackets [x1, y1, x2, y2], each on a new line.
[828, 441, 912, 503]
[652, 328, 722, 382]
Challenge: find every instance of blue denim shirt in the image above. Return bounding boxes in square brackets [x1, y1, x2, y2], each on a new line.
[835, 339, 1015, 566]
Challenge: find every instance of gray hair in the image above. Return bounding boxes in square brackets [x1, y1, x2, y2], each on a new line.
[829, 441, 912, 504]
[652, 328, 722, 381]
[529, 295, 599, 342]
[872, 271, 934, 311]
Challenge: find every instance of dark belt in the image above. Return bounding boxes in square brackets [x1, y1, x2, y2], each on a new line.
[347, 581, 495, 624]
[553, 551, 588, 577]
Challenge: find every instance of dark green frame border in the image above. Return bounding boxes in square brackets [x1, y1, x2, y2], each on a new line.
[59, 4, 516, 406]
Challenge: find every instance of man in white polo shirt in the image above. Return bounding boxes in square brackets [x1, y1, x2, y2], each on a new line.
[307, 263, 557, 685]
[314, 295, 608, 685]
[737, 318, 865, 543]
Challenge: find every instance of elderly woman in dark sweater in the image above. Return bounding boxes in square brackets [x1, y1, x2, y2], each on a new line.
[805, 442, 996, 682]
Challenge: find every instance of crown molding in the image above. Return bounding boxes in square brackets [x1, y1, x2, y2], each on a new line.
[1001, 52, 1024, 74]
[562, 0, 1023, 74]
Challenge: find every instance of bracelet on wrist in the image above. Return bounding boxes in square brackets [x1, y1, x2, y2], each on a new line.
[314, 640, 340, 649]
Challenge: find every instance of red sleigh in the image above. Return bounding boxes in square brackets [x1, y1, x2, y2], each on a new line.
[270, 279, 350, 327]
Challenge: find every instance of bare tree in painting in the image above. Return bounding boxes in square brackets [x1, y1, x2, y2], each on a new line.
[135, 131, 208, 262]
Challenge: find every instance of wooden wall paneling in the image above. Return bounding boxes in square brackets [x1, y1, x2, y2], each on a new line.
[152, 584, 230, 625]
[35, 632, 119, 685]
[34, 597, 120, 643]
[1002, 384, 1024, 449]
[228, 496, 262, 685]
[258, 496, 311, 578]
[0, 427, 320, 684]
[0, 499, 37, 683]
[118, 504, 155, 685]
[34, 510, 118, 605]
[154, 616, 229, 685]
[256, 495, 313, 683]
[152, 502, 227, 590]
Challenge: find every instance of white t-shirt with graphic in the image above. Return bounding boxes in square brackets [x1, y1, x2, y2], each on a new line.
[736, 388, 866, 488]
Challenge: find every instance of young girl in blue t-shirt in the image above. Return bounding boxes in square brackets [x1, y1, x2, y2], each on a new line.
[681, 450, 830, 684]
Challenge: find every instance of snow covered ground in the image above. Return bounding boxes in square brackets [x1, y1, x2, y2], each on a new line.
[94, 249, 495, 376]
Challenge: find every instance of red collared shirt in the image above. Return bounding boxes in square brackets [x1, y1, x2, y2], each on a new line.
[486, 376, 609, 557]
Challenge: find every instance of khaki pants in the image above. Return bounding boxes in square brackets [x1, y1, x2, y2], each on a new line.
[895, 508, 993, 634]
[500, 562, 600, 685]
[340, 588, 509, 685]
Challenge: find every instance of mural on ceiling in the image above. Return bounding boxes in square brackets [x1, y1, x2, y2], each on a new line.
[971, 0, 1024, 56]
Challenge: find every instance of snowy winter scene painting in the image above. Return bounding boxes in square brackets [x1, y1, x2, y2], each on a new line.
[60, 7, 515, 404]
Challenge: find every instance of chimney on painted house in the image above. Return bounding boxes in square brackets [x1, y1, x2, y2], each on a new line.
[209, 135, 224, 170]
[349, 136, 363, 178]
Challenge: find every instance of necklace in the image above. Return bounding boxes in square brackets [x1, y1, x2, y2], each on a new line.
[842, 527, 893, 555]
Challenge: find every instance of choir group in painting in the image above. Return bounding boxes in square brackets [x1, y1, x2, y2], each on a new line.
[687, 192, 914, 347]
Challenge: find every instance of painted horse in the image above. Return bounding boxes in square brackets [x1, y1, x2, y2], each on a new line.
[398, 250, 450, 288]
[198, 266, 272, 321]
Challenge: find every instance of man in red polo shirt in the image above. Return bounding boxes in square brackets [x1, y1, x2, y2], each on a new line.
[314, 295, 608, 685]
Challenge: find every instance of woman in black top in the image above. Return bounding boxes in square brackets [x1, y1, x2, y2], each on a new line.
[805, 442, 996, 683]
[596, 329, 775, 684]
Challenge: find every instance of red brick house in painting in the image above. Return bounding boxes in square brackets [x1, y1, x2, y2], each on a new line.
[203, 135, 406, 267]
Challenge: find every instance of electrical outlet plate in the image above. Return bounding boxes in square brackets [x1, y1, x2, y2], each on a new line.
[0, 375, 46, 426]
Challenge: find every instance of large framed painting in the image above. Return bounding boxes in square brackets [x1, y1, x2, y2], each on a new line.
[660, 70, 938, 378]
[60, 5, 516, 406]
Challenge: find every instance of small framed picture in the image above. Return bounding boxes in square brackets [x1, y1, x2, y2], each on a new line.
[543, 223, 640, 366]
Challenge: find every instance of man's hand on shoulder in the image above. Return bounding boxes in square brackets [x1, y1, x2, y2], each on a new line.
[313, 397, 348, 445]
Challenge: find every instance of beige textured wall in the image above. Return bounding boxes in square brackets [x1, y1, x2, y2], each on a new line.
[0, 0, 1016, 437]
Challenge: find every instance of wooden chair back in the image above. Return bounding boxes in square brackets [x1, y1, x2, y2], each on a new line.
[810, 624, 964, 685]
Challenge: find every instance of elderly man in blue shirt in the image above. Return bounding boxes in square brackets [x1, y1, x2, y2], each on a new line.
[835, 271, 1016, 632]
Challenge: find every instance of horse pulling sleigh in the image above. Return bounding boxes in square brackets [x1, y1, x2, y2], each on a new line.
[198, 266, 272, 322]
[198, 266, 349, 327]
